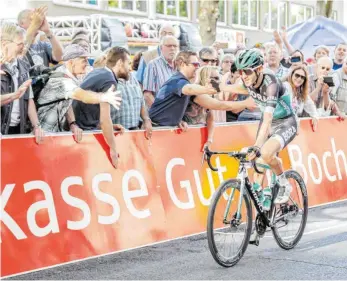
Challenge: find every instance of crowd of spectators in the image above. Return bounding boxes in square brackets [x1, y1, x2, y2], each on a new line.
[1, 6, 346, 168]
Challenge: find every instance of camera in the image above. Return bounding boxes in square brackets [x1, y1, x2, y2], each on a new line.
[323, 76, 335, 87]
[290, 56, 301, 63]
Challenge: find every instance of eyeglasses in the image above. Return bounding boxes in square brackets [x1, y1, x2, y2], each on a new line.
[222, 60, 233, 64]
[189, 62, 200, 68]
[6, 40, 24, 47]
[294, 73, 306, 81]
[163, 44, 178, 48]
[161, 31, 174, 36]
[201, 58, 218, 64]
[238, 66, 260, 76]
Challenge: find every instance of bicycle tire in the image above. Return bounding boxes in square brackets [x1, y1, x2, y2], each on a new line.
[207, 179, 253, 267]
[272, 170, 308, 250]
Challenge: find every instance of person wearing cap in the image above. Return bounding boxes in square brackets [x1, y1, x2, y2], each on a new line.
[37, 44, 122, 143]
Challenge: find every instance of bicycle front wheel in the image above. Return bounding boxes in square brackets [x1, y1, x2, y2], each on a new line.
[207, 179, 252, 267]
[272, 170, 308, 250]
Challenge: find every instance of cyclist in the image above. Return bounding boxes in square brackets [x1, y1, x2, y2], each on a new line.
[220, 48, 297, 210]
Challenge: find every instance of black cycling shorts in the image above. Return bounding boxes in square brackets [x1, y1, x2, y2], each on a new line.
[257, 114, 298, 150]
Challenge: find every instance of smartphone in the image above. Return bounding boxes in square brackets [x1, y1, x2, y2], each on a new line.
[323, 76, 335, 87]
[210, 79, 220, 92]
[290, 56, 301, 63]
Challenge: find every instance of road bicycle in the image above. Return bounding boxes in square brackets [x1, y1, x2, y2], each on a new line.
[203, 146, 308, 267]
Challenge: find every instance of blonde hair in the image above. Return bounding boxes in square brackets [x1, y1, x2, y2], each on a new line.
[195, 65, 219, 86]
[0, 22, 25, 42]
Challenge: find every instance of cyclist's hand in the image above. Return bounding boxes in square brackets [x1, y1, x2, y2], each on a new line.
[247, 146, 261, 161]
[100, 85, 122, 110]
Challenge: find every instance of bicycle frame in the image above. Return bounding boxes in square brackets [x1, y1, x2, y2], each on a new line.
[225, 161, 279, 228]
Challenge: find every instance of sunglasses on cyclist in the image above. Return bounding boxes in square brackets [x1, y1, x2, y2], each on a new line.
[238, 66, 260, 76]
[293, 73, 306, 81]
[201, 58, 218, 64]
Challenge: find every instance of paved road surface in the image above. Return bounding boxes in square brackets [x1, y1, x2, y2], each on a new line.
[7, 201, 347, 280]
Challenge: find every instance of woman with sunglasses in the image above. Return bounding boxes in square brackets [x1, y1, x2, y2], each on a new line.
[284, 65, 319, 131]
[220, 48, 297, 210]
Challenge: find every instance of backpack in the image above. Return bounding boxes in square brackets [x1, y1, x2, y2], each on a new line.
[26, 52, 66, 108]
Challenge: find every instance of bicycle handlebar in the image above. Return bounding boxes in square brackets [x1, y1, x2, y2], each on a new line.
[203, 146, 264, 174]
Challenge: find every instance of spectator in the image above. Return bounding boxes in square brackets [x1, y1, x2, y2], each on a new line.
[132, 51, 143, 73]
[73, 47, 130, 168]
[18, 6, 63, 67]
[143, 35, 179, 108]
[309, 56, 345, 118]
[136, 23, 175, 84]
[220, 54, 234, 75]
[71, 29, 90, 52]
[0, 22, 44, 143]
[332, 43, 347, 70]
[199, 47, 218, 67]
[283, 65, 319, 131]
[37, 44, 122, 142]
[149, 52, 255, 128]
[111, 69, 152, 139]
[265, 43, 289, 80]
[332, 56, 347, 115]
[289, 49, 305, 68]
[308, 45, 330, 76]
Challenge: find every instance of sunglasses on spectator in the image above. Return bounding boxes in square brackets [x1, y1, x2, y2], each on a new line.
[294, 73, 306, 81]
[189, 62, 200, 68]
[164, 44, 179, 48]
[238, 66, 261, 76]
[201, 58, 218, 64]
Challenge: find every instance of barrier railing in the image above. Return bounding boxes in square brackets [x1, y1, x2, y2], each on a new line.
[1, 118, 346, 277]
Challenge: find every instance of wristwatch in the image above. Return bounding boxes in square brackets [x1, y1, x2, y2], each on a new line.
[46, 32, 53, 40]
[33, 123, 41, 129]
[69, 121, 77, 127]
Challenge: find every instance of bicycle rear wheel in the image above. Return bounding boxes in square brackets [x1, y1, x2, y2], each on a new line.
[207, 179, 252, 267]
[272, 170, 308, 250]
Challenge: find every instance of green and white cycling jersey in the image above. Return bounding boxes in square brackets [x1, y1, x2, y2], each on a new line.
[243, 72, 294, 120]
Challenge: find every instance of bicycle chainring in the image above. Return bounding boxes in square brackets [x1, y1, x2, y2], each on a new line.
[255, 214, 267, 237]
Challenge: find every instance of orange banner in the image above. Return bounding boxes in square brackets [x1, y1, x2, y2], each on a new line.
[1, 118, 346, 277]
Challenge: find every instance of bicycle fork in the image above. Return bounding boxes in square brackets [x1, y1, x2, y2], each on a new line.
[223, 165, 247, 225]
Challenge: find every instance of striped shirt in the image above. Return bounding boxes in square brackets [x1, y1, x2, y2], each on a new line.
[143, 56, 176, 96]
[111, 73, 145, 129]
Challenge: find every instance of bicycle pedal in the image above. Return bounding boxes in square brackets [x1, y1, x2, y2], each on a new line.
[249, 238, 260, 246]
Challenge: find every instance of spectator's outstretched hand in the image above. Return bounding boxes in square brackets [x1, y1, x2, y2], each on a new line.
[30, 6, 46, 31]
[100, 85, 122, 110]
[13, 79, 32, 100]
[244, 97, 258, 111]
